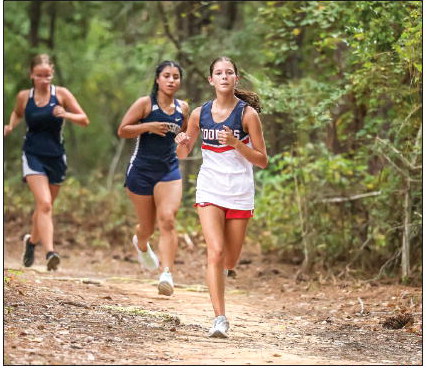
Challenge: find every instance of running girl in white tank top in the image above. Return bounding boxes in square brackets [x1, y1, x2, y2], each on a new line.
[175, 56, 268, 338]
[196, 98, 254, 210]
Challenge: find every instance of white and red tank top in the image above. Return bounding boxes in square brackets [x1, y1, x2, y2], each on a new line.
[196, 99, 254, 210]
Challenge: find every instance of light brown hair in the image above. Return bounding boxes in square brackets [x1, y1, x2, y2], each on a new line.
[30, 54, 54, 71]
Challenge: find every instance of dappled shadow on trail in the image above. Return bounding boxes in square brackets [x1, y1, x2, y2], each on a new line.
[3, 220, 422, 365]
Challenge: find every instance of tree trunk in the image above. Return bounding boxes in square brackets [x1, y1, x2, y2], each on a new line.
[218, 2, 238, 30]
[28, 1, 42, 49]
[400, 123, 421, 280]
[47, 2, 56, 49]
[293, 171, 313, 276]
[401, 177, 411, 280]
[160, 1, 213, 188]
[326, 117, 342, 154]
[107, 138, 126, 191]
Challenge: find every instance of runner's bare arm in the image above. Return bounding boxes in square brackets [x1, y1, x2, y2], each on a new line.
[178, 99, 190, 133]
[55, 87, 90, 126]
[218, 106, 268, 168]
[4, 90, 29, 136]
[175, 107, 201, 159]
[118, 96, 170, 139]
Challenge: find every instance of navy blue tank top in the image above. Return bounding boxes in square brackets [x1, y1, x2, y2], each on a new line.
[199, 99, 248, 149]
[129, 95, 184, 171]
[23, 85, 65, 157]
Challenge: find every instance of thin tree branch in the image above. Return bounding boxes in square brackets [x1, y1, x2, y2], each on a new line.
[107, 137, 125, 191]
[411, 123, 422, 166]
[376, 137, 422, 171]
[157, 1, 181, 51]
[380, 151, 411, 177]
[397, 104, 421, 136]
[338, 237, 371, 278]
[371, 249, 402, 281]
[293, 171, 312, 275]
[157, 2, 206, 81]
[316, 191, 381, 204]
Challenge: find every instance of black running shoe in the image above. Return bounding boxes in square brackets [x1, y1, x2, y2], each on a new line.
[22, 234, 36, 267]
[46, 251, 60, 271]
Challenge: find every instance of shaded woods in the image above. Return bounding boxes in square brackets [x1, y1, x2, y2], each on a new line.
[4, 1, 422, 282]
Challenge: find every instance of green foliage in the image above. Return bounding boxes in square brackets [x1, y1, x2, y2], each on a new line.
[3, 269, 24, 286]
[249, 1, 421, 277]
[4, 174, 135, 250]
[4, 172, 202, 250]
[177, 174, 201, 236]
[3, 1, 422, 279]
[252, 144, 377, 261]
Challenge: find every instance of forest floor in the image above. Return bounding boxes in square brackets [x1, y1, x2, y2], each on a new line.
[3, 217, 423, 366]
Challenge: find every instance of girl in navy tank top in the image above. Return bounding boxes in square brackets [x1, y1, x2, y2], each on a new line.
[118, 60, 189, 296]
[175, 56, 268, 337]
[4, 54, 90, 271]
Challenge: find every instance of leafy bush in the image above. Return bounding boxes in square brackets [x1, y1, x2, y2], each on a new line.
[251, 142, 420, 276]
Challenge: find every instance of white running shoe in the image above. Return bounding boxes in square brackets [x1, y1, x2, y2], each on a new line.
[208, 315, 230, 338]
[158, 267, 174, 296]
[132, 235, 159, 271]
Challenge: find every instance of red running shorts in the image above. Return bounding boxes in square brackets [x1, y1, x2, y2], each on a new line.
[194, 202, 254, 219]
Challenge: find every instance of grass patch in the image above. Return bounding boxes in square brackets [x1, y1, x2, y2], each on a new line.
[101, 305, 180, 324]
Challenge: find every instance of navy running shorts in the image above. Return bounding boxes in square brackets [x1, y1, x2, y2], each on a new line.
[125, 162, 181, 195]
[22, 152, 67, 185]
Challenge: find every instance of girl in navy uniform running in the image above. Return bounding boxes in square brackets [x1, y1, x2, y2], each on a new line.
[4, 54, 90, 271]
[118, 61, 189, 296]
[175, 56, 268, 337]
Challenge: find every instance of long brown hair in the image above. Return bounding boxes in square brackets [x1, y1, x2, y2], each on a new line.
[209, 56, 262, 113]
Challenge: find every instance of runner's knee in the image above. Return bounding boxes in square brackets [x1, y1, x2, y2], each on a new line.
[157, 211, 176, 232]
[135, 224, 154, 239]
[36, 200, 52, 214]
[207, 246, 225, 265]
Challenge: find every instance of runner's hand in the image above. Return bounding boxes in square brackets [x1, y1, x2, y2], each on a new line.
[218, 125, 238, 147]
[175, 132, 190, 145]
[148, 122, 169, 136]
[53, 105, 67, 118]
[4, 125, 12, 136]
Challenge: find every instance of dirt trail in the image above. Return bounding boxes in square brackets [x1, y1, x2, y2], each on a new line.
[4, 235, 422, 366]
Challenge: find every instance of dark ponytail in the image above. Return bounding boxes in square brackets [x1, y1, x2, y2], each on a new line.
[150, 60, 183, 98]
[209, 56, 262, 113]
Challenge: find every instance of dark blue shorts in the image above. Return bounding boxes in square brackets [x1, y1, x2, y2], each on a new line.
[125, 162, 181, 195]
[22, 152, 67, 185]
